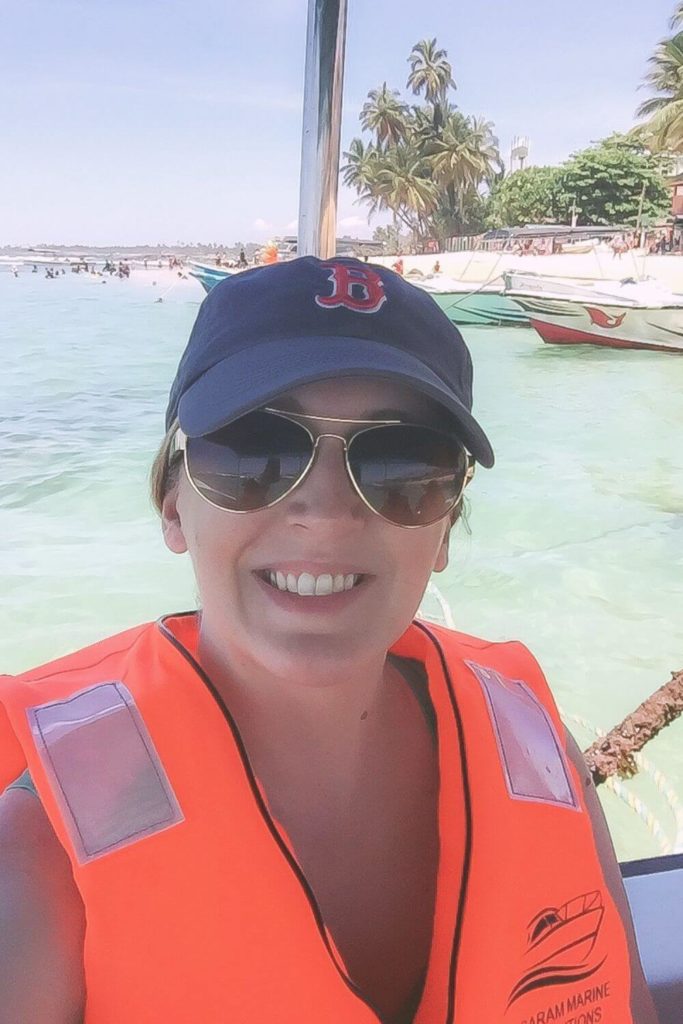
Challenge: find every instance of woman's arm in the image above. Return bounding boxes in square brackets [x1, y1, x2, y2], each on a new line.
[564, 730, 660, 1024]
[0, 788, 85, 1024]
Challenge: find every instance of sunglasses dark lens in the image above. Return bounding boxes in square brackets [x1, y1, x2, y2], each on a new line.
[185, 412, 313, 511]
[348, 425, 468, 526]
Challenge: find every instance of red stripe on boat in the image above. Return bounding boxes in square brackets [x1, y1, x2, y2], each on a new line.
[529, 319, 683, 353]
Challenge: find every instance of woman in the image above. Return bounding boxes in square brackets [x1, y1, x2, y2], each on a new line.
[0, 257, 657, 1023]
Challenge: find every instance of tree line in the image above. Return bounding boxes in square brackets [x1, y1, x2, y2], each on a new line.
[343, 7, 683, 246]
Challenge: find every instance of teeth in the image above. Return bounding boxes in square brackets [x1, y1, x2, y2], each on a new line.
[297, 573, 316, 596]
[263, 570, 361, 596]
[315, 574, 333, 596]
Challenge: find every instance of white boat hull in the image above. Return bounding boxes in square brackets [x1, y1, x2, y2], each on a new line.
[514, 296, 683, 353]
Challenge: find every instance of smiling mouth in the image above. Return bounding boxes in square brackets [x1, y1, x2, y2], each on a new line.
[257, 570, 367, 596]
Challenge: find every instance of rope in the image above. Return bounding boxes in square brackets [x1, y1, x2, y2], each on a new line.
[436, 249, 508, 313]
[418, 581, 456, 628]
[561, 709, 683, 855]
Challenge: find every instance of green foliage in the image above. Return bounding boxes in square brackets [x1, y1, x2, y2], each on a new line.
[488, 137, 669, 229]
[342, 38, 502, 247]
[557, 136, 670, 226]
[635, 18, 683, 152]
[344, 33, 672, 243]
[372, 224, 410, 254]
[488, 166, 562, 227]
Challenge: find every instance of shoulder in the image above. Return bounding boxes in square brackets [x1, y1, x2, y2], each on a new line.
[11, 620, 155, 685]
[415, 621, 548, 683]
[0, 788, 85, 1022]
[415, 620, 537, 660]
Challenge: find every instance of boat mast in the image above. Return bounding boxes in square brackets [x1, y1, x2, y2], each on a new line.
[297, 0, 349, 259]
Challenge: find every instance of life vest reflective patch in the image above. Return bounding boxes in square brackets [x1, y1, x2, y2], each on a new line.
[465, 661, 578, 809]
[27, 682, 184, 863]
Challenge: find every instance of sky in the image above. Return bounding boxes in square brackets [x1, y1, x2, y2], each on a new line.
[0, 0, 677, 246]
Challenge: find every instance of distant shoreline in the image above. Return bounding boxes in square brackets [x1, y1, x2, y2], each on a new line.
[3, 247, 683, 293]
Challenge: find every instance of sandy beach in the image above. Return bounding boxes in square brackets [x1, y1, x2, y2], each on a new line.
[371, 249, 683, 292]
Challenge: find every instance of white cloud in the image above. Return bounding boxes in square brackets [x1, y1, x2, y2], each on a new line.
[253, 218, 274, 231]
[285, 219, 298, 231]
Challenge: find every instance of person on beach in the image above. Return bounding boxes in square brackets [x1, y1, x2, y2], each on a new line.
[0, 257, 658, 1024]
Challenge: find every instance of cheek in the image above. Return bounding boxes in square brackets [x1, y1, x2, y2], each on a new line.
[391, 524, 449, 595]
[176, 488, 232, 581]
[175, 485, 268, 602]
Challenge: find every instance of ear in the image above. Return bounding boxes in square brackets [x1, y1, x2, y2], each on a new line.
[432, 519, 451, 574]
[161, 484, 188, 555]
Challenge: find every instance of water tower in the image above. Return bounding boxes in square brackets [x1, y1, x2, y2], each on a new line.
[510, 136, 530, 173]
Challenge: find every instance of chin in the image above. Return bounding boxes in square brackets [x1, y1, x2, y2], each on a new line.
[262, 631, 380, 675]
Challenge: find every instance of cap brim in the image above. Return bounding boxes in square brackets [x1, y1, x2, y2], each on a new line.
[177, 336, 494, 468]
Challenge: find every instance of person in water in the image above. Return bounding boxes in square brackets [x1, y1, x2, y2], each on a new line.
[0, 257, 658, 1023]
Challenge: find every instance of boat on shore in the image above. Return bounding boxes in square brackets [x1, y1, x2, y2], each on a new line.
[410, 274, 529, 327]
[503, 271, 683, 353]
[187, 261, 240, 294]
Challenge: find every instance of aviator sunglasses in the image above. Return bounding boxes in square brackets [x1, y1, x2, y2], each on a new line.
[170, 407, 475, 528]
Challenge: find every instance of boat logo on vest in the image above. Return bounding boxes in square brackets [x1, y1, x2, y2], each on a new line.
[315, 262, 387, 314]
[585, 306, 626, 329]
[507, 889, 607, 1010]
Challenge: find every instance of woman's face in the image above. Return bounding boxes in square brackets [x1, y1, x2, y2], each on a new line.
[162, 377, 456, 681]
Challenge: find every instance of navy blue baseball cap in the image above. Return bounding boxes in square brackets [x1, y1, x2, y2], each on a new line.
[166, 256, 494, 467]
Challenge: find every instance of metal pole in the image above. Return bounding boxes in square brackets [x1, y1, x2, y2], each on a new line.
[297, 0, 348, 259]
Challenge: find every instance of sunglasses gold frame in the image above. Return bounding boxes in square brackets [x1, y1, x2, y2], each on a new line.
[170, 408, 475, 528]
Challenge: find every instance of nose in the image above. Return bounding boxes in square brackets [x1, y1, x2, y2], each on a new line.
[284, 434, 367, 524]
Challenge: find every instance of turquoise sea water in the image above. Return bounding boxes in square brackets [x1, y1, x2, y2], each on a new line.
[1, 269, 682, 861]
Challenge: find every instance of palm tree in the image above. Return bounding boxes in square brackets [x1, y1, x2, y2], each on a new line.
[341, 139, 384, 218]
[428, 112, 502, 230]
[636, 31, 683, 151]
[341, 138, 376, 191]
[345, 38, 499, 244]
[374, 144, 439, 240]
[359, 84, 408, 149]
[671, 3, 683, 29]
[406, 38, 456, 105]
[468, 117, 504, 186]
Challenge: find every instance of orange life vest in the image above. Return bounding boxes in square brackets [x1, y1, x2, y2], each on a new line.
[0, 613, 634, 1023]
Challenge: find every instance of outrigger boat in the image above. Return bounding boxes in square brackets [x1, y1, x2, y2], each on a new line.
[503, 270, 683, 353]
[187, 260, 239, 294]
[413, 274, 529, 327]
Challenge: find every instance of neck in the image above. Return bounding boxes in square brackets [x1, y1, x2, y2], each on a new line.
[196, 620, 398, 767]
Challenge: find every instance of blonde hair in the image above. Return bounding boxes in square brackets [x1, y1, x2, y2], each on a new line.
[150, 423, 182, 514]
